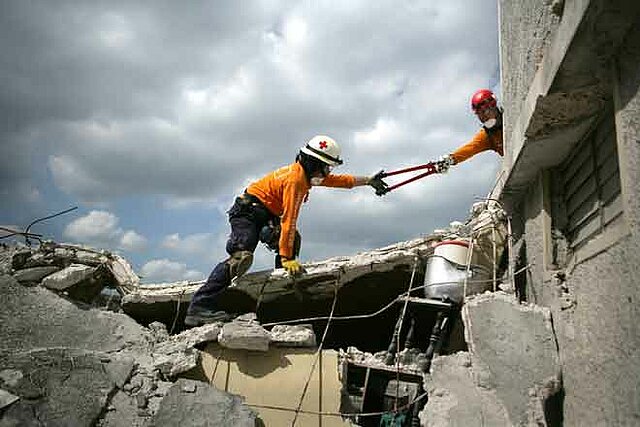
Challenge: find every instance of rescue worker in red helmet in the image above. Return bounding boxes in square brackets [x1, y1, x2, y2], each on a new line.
[185, 135, 389, 326]
[436, 89, 503, 172]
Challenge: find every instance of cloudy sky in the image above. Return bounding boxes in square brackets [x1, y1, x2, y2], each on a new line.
[1, 0, 500, 283]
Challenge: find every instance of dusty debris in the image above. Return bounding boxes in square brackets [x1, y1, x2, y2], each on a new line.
[269, 324, 316, 347]
[461, 291, 562, 426]
[218, 315, 271, 352]
[150, 379, 258, 427]
[419, 351, 511, 427]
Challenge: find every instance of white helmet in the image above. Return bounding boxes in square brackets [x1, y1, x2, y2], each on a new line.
[300, 135, 343, 166]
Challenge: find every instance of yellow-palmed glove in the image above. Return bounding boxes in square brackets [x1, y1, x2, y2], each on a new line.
[282, 258, 304, 276]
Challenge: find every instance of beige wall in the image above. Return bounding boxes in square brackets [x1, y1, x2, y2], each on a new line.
[200, 344, 351, 427]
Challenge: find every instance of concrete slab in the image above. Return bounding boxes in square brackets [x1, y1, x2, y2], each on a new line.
[420, 352, 511, 427]
[151, 379, 258, 427]
[462, 292, 561, 426]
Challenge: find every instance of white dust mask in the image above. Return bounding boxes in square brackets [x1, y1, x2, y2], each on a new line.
[483, 118, 497, 128]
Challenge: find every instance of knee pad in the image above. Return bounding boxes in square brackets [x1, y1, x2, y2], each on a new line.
[227, 250, 253, 279]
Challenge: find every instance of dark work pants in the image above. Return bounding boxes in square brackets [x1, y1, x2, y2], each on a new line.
[188, 198, 266, 312]
[188, 195, 302, 313]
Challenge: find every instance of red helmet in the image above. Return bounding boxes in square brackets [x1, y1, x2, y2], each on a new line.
[470, 89, 497, 112]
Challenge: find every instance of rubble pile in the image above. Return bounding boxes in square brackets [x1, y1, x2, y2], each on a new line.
[0, 243, 314, 426]
[0, 200, 567, 426]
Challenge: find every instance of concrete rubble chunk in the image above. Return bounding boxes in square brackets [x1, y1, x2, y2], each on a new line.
[0, 348, 134, 427]
[69, 248, 110, 266]
[151, 378, 258, 427]
[12, 266, 60, 284]
[462, 292, 562, 426]
[155, 323, 221, 353]
[1, 275, 152, 356]
[269, 324, 317, 347]
[338, 346, 424, 375]
[148, 321, 170, 343]
[41, 263, 96, 291]
[419, 351, 511, 427]
[10, 250, 31, 270]
[152, 323, 222, 378]
[0, 388, 19, 410]
[107, 254, 141, 290]
[0, 369, 24, 387]
[218, 318, 270, 352]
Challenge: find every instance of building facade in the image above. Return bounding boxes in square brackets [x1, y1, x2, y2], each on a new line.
[495, 0, 640, 424]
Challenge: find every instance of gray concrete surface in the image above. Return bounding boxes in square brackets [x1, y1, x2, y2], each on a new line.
[0, 275, 151, 355]
[420, 351, 511, 427]
[462, 293, 561, 426]
[0, 348, 134, 427]
[150, 379, 258, 427]
[497, 2, 640, 424]
[498, 0, 562, 164]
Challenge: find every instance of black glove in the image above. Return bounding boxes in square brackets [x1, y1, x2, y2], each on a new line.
[368, 170, 390, 196]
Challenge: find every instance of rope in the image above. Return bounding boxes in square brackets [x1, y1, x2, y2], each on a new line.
[472, 196, 516, 294]
[170, 289, 186, 335]
[290, 277, 339, 427]
[393, 256, 419, 411]
[210, 347, 225, 385]
[248, 391, 428, 418]
[263, 264, 532, 328]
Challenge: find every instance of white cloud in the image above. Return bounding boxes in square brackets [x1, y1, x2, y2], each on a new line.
[161, 232, 216, 259]
[64, 210, 147, 253]
[64, 210, 120, 243]
[140, 259, 204, 283]
[353, 118, 405, 153]
[283, 16, 308, 47]
[120, 230, 147, 252]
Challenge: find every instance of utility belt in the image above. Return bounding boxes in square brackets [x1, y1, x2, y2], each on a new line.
[231, 192, 281, 252]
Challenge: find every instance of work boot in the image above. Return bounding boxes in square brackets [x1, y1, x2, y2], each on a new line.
[228, 250, 253, 280]
[184, 308, 235, 327]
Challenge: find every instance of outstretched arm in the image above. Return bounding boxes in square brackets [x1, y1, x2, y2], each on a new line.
[321, 173, 389, 195]
[449, 128, 492, 165]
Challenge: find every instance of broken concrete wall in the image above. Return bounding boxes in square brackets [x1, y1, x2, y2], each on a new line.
[462, 293, 562, 426]
[499, 0, 562, 164]
[199, 346, 348, 427]
[420, 352, 511, 427]
[554, 21, 640, 424]
[498, 1, 640, 425]
[515, 173, 554, 307]
[614, 16, 640, 233]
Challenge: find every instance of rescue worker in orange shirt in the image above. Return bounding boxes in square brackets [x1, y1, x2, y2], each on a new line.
[185, 135, 389, 326]
[436, 89, 503, 172]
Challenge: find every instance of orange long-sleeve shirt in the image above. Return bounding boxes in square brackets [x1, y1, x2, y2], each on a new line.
[450, 127, 503, 164]
[246, 162, 356, 259]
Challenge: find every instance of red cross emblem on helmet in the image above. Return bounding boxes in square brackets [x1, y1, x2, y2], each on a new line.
[319, 140, 328, 149]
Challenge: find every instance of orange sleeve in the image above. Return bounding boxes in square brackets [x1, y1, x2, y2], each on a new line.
[450, 128, 493, 164]
[318, 174, 356, 188]
[279, 179, 306, 259]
